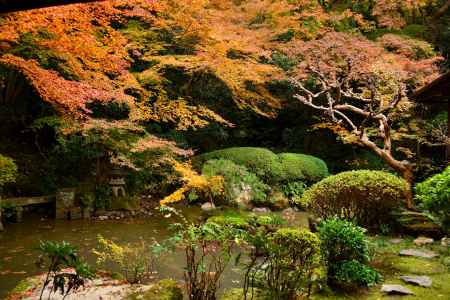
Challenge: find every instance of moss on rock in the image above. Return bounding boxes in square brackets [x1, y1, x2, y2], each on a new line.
[126, 279, 183, 300]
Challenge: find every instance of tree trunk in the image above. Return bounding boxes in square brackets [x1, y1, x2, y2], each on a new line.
[360, 138, 415, 209]
[434, 0, 450, 20]
[381, 155, 414, 209]
[0, 196, 3, 231]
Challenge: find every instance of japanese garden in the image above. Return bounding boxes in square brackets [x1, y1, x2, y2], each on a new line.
[0, 0, 449, 299]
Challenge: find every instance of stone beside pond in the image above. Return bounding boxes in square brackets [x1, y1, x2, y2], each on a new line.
[400, 275, 432, 287]
[399, 248, 439, 259]
[381, 284, 415, 295]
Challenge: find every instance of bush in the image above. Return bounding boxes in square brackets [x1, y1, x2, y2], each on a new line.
[281, 181, 306, 197]
[93, 235, 158, 284]
[195, 147, 282, 182]
[318, 218, 370, 265]
[0, 154, 18, 187]
[167, 222, 245, 300]
[195, 148, 328, 185]
[202, 159, 269, 206]
[302, 170, 408, 230]
[243, 228, 321, 299]
[415, 166, 450, 232]
[332, 260, 381, 288]
[318, 218, 380, 287]
[206, 211, 286, 229]
[278, 153, 329, 183]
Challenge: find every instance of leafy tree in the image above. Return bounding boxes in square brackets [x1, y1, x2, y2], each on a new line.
[288, 32, 440, 207]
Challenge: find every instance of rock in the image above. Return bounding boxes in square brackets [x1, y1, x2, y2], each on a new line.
[252, 207, 271, 213]
[441, 237, 449, 247]
[282, 207, 295, 214]
[389, 238, 404, 244]
[98, 216, 108, 221]
[399, 249, 439, 259]
[414, 236, 434, 246]
[400, 275, 432, 287]
[269, 191, 289, 210]
[232, 183, 253, 209]
[201, 202, 216, 212]
[381, 284, 414, 295]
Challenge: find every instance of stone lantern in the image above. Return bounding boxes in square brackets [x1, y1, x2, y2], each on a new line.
[108, 167, 126, 197]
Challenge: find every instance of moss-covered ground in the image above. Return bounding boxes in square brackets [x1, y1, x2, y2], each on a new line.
[311, 236, 450, 300]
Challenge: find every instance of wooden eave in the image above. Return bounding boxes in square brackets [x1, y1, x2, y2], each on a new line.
[411, 72, 450, 104]
[0, 0, 102, 13]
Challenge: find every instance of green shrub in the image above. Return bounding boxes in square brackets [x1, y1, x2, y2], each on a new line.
[168, 222, 245, 300]
[195, 148, 328, 185]
[415, 166, 450, 232]
[281, 181, 307, 199]
[195, 147, 282, 182]
[302, 170, 408, 230]
[93, 235, 157, 284]
[207, 212, 250, 228]
[278, 153, 329, 183]
[202, 159, 269, 206]
[318, 218, 370, 265]
[244, 228, 321, 299]
[318, 218, 380, 287]
[206, 211, 285, 229]
[332, 260, 381, 287]
[0, 154, 18, 187]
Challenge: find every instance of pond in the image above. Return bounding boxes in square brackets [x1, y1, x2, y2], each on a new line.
[0, 207, 310, 298]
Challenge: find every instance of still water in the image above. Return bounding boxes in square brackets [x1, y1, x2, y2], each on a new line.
[0, 207, 309, 298]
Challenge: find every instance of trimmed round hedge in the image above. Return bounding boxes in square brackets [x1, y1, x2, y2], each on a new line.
[194, 147, 328, 184]
[302, 170, 408, 230]
[194, 147, 282, 181]
[278, 153, 329, 183]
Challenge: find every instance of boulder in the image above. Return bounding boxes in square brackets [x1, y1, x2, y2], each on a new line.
[400, 275, 432, 287]
[441, 237, 449, 247]
[252, 207, 271, 213]
[232, 183, 253, 209]
[389, 238, 404, 244]
[381, 284, 414, 295]
[201, 202, 216, 212]
[399, 249, 439, 259]
[413, 236, 434, 246]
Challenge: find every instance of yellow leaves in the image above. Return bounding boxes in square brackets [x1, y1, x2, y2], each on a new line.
[92, 235, 125, 265]
[160, 187, 188, 205]
[160, 160, 224, 206]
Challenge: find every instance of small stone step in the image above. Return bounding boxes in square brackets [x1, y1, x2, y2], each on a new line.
[381, 284, 415, 295]
[400, 275, 432, 287]
[389, 238, 404, 244]
[399, 248, 439, 259]
[414, 236, 434, 246]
